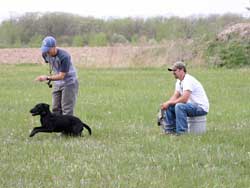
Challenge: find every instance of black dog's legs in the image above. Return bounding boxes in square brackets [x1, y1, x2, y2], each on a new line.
[71, 124, 83, 136]
[29, 127, 53, 137]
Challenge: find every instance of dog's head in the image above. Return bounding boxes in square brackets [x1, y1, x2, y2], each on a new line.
[30, 103, 50, 116]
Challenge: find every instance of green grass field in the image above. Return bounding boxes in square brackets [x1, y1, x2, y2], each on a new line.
[0, 64, 249, 188]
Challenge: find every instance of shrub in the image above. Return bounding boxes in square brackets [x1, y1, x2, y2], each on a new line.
[205, 40, 250, 68]
[88, 32, 108, 47]
[28, 34, 43, 48]
[110, 33, 128, 45]
[72, 35, 84, 47]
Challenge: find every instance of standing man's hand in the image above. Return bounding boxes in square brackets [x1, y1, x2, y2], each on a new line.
[35, 75, 48, 82]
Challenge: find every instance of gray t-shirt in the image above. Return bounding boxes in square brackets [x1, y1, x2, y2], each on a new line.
[42, 48, 77, 86]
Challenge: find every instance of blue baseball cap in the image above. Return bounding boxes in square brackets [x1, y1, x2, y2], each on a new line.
[41, 36, 56, 53]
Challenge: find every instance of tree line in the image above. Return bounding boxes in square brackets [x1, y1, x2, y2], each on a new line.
[0, 12, 248, 48]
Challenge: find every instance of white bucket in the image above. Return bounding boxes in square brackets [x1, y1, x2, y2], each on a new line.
[187, 115, 206, 134]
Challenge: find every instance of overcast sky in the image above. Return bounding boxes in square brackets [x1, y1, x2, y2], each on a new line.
[0, 0, 249, 22]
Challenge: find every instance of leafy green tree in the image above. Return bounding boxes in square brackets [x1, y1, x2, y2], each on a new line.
[28, 34, 43, 47]
[205, 40, 250, 67]
[110, 33, 128, 44]
[88, 32, 107, 46]
[0, 20, 21, 47]
[72, 35, 84, 47]
[0, 12, 249, 47]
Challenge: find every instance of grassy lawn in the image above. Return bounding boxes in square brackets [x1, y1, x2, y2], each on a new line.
[0, 64, 249, 187]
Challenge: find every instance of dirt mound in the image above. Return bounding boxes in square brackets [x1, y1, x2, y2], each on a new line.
[217, 23, 250, 41]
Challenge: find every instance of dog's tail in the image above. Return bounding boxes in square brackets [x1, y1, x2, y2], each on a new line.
[83, 123, 92, 135]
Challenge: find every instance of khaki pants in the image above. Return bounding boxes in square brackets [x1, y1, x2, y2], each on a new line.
[52, 80, 79, 116]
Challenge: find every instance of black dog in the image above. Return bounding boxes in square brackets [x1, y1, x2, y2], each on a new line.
[29, 103, 92, 137]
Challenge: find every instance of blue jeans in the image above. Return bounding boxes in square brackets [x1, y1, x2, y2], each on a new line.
[164, 103, 207, 134]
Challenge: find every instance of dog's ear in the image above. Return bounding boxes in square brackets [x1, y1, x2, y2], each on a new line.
[42, 103, 50, 109]
[40, 103, 50, 115]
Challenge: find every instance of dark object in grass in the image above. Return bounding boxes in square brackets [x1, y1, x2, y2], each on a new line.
[29, 103, 91, 137]
[157, 109, 166, 126]
[47, 80, 52, 88]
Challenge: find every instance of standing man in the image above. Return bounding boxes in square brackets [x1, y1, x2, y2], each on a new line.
[35, 36, 78, 116]
[161, 61, 209, 135]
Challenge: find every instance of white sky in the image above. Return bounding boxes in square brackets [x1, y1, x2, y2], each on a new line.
[0, 0, 249, 22]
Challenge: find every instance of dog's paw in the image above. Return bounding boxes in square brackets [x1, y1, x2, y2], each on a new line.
[29, 130, 36, 137]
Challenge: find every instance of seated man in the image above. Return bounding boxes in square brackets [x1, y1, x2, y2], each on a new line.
[161, 61, 209, 135]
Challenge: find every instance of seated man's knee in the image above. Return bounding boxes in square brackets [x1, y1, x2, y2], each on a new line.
[168, 104, 175, 110]
[175, 103, 186, 112]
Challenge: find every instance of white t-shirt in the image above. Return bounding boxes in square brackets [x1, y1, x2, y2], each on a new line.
[175, 74, 209, 112]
